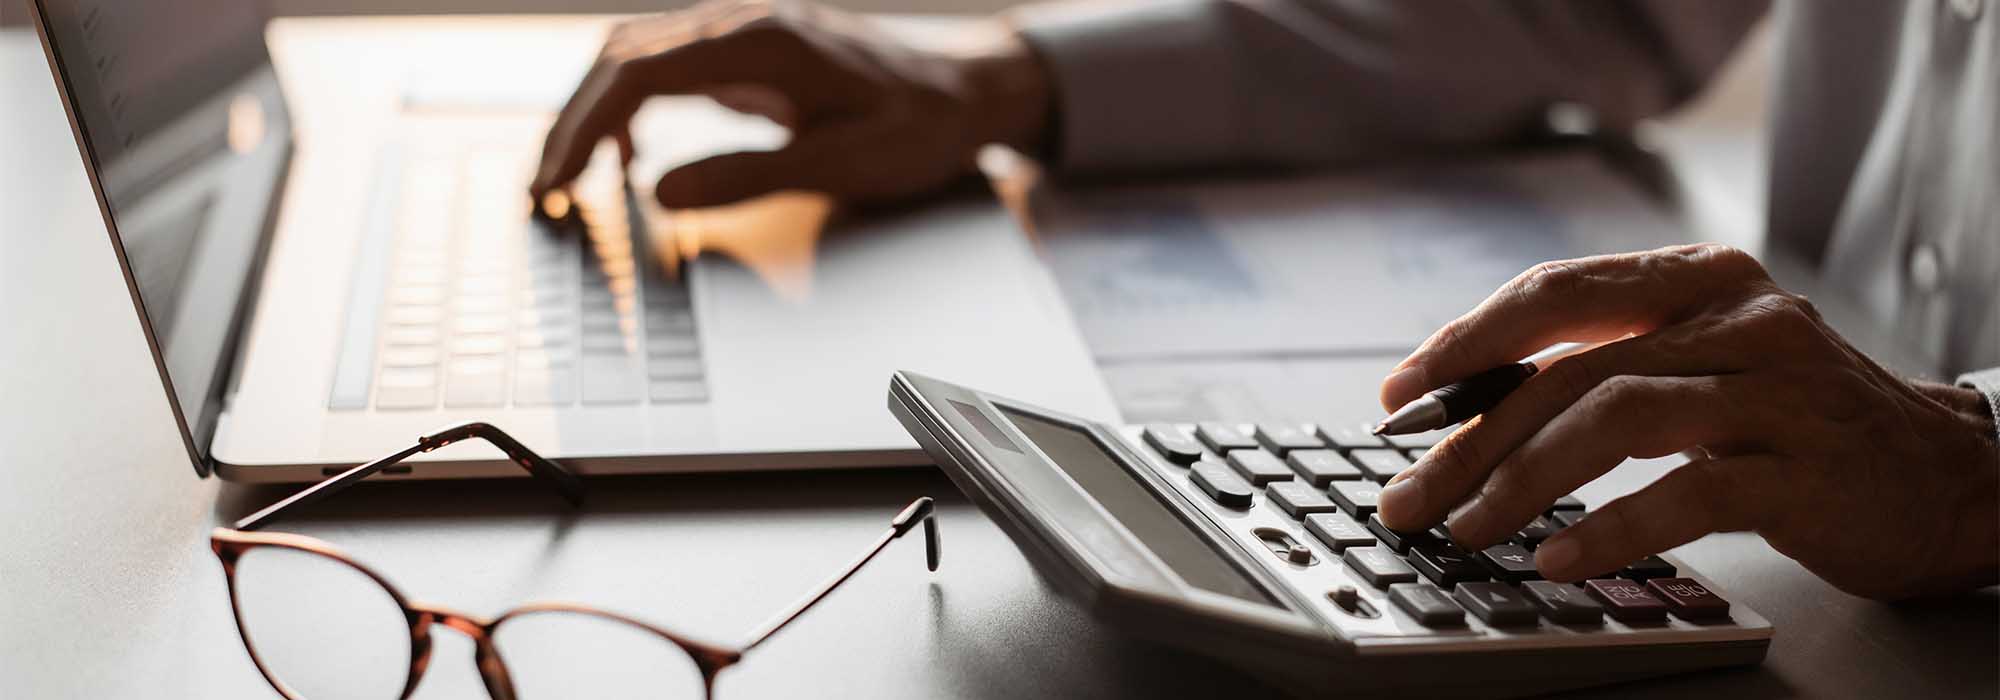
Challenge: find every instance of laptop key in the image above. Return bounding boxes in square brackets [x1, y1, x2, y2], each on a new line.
[1350, 449, 1413, 483]
[1454, 582, 1539, 627]
[1253, 424, 1323, 455]
[580, 354, 642, 404]
[1478, 544, 1542, 583]
[1389, 583, 1466, 627]
[1329, 481, 1383, 519]
[1584, 579, 1669, 622]
[1551, 510, 1586, 528]
[649, 379, 708, 403]
[1411, 545, 1488, 587]
[1344, 546, 1418, 588]
[512, 370, 576, 407]
[1267, 481, 1338, 518]
[1520, 581, 1603, 624]
[1226, 450, 1294, 485]
[1142, 425, 1205, 465]
[1189, 461, 1254, 508]
[1195, 423, 1258, 453]
[1286, 449, 1363, 485]
[1646, 578, 1731, 620]
[1315, 423, 1386, 450]
[1304, 513, 1376, 552]
[1366, 514, 1438, 553]
[1513, 515, 1561, 548]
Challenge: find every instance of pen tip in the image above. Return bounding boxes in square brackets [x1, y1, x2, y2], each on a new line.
[1370, 422, 1388, 435]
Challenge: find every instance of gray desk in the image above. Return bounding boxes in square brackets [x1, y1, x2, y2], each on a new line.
[2, 23, 1993, 700]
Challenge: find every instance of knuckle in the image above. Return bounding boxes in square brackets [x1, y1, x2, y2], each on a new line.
[1520, 259, 1587, 298]
[1685, 243, 1767, 281]
[1540, 354, 1603, 404]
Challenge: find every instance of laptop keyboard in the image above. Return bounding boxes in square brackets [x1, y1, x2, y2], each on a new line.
[329, 148, 708, 411]
[1138, 423, 1728, 628]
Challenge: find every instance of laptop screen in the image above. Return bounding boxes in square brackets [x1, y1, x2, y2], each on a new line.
[33, 0, 282, 473]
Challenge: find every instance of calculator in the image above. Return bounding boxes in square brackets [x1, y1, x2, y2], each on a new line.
[888, 372, 1771, 697]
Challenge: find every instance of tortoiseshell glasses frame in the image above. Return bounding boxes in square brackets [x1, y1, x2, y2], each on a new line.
[209, 421, 941, 700]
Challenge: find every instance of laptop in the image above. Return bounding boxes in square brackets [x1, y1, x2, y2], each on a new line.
[28, 2, 1118, 482]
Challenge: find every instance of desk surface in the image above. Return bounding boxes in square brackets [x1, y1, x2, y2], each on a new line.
[3, 20, 1995, 700]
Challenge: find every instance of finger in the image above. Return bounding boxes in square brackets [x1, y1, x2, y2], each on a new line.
[1534, 454, 1780, 581]
[654, 145, 829, 208]
[1440, 373, 1797, 549]
[1380, 243, 1771, 411]
[614, 124, 635, 166]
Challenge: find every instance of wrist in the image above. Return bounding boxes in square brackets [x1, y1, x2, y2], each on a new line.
[949, 19, 1052, 156]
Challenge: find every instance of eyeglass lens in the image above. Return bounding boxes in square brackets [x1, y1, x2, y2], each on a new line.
[231, 546, 412, 700]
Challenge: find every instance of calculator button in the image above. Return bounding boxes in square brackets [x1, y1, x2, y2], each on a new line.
[1344, 546, 1418, 588]
[1195, 423, 1258, 453]
[1285, 449, 1364, 485]
[1349, 449, 1413, 484]
[1585, 579, 1670, 622]
[1189, 461, 1254, 508]
[1142, 425, 1204, 465]
[1454, 582, 1540, 627]
[1315, 423, 1386, 450]
[1225, 450, 1295, 485]
[1365, 514, 1438, 553]
[1549, 495, 1587, 512]
[1646, 578, 1731, 620]
[1389, 583, 1466, 627]
[1620, 555, 1678, 582]
[1521, 581, 1603, 624]
[1328, 481, 1383, 519]
[1380, 427, 1453, 451]
[1268, 481, 1339, 518]
[1512, 515, 1561, 548]
[1305, 513, 1376, 552]
[1254, 424, 1324, 455]
[1478, 544, 1542, 583]
[1550, 510, 1586, 528]
[1410, 545, 1487, 587]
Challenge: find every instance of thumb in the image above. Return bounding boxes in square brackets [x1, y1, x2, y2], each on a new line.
[654, 146, 826, 208]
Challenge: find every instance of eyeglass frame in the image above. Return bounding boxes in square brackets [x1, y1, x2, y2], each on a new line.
[210, 421, 942, 700]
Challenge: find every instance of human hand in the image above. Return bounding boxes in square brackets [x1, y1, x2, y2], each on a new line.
[531, 0, 1051, 209]
[1374, 244, 1999, 600]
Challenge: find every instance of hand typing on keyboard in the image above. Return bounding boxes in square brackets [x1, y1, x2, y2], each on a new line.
[1373, 244, 1999, 600]
[531, 0, 1050, 210]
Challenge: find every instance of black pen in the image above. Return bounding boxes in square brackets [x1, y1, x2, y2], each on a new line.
[1373, 342, 1597, 435]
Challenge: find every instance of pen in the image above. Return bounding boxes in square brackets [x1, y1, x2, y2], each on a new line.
[1373, 341, 1598, 435]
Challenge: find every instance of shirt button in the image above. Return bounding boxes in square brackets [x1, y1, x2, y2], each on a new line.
[1909, 242, 1944, 293]
[1950, 0, 1984, 21]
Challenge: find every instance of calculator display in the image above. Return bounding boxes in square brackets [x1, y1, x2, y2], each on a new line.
[1000, 408, 1278, 607]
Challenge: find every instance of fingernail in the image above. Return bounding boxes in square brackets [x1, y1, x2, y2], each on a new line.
[1536, 535, 1580, 576]
[1377, 477, 1425, 529]
[1381, 365, 1428, 409]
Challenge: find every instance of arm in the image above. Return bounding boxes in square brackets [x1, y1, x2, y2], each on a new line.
[1013, 0, 1770, 175]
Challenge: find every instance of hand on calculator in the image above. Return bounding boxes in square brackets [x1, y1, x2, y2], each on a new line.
[1375, 244, 2000, 600]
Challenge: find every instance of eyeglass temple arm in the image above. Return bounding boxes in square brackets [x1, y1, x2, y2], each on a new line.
[232, 421, 584, 531]
[741, 496, 940, 652]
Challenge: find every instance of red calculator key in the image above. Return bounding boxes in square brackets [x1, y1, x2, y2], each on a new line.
[1646, 578, 1732, 620]
[1584, 579, 1669, 623]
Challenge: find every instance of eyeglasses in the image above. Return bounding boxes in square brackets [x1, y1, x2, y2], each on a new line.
[211, 422, 941, 700]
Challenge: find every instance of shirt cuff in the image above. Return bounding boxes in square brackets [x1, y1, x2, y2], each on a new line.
[1957, 368, 2000, 448]
[1012, 0, 1241, 174]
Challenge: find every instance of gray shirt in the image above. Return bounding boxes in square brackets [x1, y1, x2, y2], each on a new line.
[1014, 0, 1998, 412]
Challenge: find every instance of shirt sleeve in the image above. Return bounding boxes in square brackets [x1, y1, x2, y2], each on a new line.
[1959, 368, 2000, 449]
[1011, 0, 1769, 175]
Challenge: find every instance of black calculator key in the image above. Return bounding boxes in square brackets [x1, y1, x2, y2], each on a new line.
[1380, 427, 1453, 451]
[1551, 510, 1586, 528]
[1189, 461, 1254, 508]
[1196, 422, 1258, 453]
[1142, 425, 1204, 465]
[1315, 423, 1386, 450]
[1513, 515, 1561, 548]
[1410, 545, 1488, 587]
[1429, 523, 1453, 542]
[1344, 546, 1418, 588]
[1349, 449, 1413, 484]
[1365, 514, 1438, 553]
[1454, 582, 1540, 627]
[1254, 424, 1323, 455]
[1584, 579, 1669, 622]
[1389, 583, 1466, 627]
[1478, 544, 1542, 583]
[1285, 449, 1363, 485]
[1225, 450, 1295, 485]
[1268, 481, 1339, 518]
[1521, 581, 1603, 624]
[1620, 555, 1678, 582]
[1647, 578, 1732, 620]
[1328, 481, 1383, 518]
[1550, 494, 1587, 512]
[1305, 513, 1376, 551]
